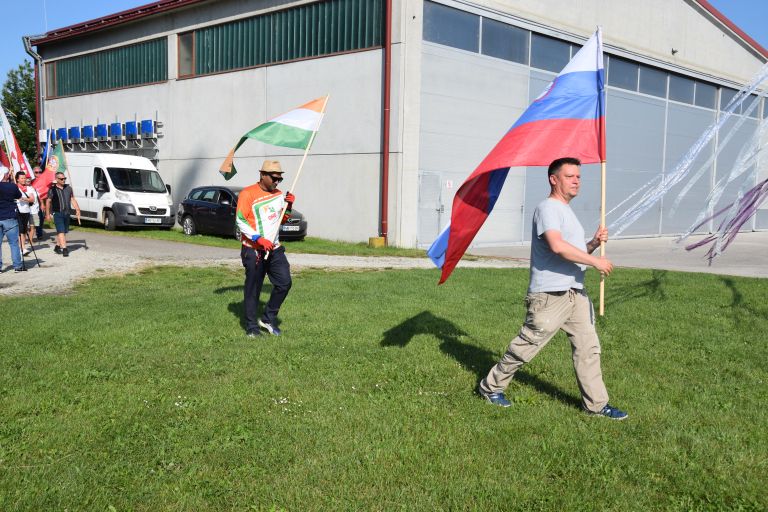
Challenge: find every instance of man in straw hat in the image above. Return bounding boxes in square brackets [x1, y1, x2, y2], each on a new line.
[235, 160, 296, 337]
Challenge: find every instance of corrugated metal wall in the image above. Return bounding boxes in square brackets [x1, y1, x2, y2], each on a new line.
[195, 0, 382, 75]
[53, 38, 167, 97]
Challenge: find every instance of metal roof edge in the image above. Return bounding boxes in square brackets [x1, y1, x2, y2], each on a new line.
[694, 0, 768, 60]
[28, 0, 209, 46]
[27, 0, 768, 63]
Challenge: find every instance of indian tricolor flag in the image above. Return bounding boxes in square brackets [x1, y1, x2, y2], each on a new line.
[220, 96, 328, 180]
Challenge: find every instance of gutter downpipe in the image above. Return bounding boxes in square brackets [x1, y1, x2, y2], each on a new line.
[380, 0, 392, 243]
[23, 36, 44, 158]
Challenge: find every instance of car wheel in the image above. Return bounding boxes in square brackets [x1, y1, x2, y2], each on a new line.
[104, 210, 116, 231]
[182, 216, 197, 236]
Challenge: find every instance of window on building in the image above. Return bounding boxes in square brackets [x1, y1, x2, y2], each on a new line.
[608, 56, 639, 91]
[638, 65, 666, 98]
[530, 33, 570, 72]
[186, 0, 384, 77]
[47, 38, 168, 97]
[745, 94, 760, 118]
[720, 87, 739, 113]
[178, 32, 194, 77]
[481, 18, 528, 64]
[570, 44, 582, 57]
[693, 81, 716, 109]
[668, 74, 695, 104]
[423, 1, 479, 53]
[45, 62, 56, 98]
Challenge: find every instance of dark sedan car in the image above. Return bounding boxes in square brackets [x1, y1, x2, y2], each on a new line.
[177, 185, 307, 241]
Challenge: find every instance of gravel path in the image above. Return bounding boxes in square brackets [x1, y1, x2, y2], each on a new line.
[0, 231, 526, 296]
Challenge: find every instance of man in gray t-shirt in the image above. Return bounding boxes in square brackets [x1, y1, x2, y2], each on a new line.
[478, 157, 628, 420]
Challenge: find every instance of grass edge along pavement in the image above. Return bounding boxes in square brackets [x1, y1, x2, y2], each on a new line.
[1, 266, 766, 510]
[67, 224, 451, 258]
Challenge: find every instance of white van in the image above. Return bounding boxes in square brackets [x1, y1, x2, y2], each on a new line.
[65, 153, 175, 230]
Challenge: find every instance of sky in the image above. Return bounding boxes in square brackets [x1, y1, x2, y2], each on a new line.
[0, 0, 767, 82]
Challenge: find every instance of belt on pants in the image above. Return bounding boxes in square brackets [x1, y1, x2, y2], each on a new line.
[546, 288, 585, 297]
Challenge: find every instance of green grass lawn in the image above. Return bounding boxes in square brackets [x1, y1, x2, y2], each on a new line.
[1, 266, 766, 510]
[69, 223, 429, 258]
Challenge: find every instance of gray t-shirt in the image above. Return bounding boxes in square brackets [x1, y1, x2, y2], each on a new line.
[528, 198, 587, 293]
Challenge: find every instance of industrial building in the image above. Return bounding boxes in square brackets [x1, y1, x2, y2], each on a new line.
[24, 0, 768, 246]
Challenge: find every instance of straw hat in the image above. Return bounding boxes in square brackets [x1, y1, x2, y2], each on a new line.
[260, 160, 283, 173]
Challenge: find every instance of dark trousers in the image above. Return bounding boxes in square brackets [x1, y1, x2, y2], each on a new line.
[241, 245, 292, 331]
[36, 209, 44, 238]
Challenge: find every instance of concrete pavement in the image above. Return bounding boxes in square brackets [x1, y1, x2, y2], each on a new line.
[469, 230, 768, 278]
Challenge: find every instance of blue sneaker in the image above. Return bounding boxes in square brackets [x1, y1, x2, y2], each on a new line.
[592, 404, 628, 420]
[479, 388, 511, 408]
[258, 319, 282, 336]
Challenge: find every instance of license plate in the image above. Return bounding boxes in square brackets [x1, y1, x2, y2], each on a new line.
[144, 217, 162, 224]
[281, 225, 300, 231]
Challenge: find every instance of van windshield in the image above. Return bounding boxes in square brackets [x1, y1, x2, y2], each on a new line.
[107, 167, 166, 193]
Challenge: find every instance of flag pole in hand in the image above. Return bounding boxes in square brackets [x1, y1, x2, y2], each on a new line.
[279, 95, 330, 225]
[599, 160, 606, 316]
[266, 95, 330, 260]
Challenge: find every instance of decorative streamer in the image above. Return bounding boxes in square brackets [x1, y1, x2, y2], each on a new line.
[669, 94, 763, 217]
[684, 177, 768, 263]
[608, 62, 768, 236]
[678, 114, 768, 242]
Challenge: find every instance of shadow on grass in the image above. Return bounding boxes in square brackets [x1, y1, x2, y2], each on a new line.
[215, 285, 243, 294]
[227, 302, 247, 330]
[606, 269, 668, 308]
[225, 284, 276, 331]
[720, 277, 768, 323]
[381, 311, 467, 348]
[381, 311, 581, 409]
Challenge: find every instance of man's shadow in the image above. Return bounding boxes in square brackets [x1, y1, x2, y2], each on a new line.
[220, 283, 275, 330]
[605, 269, 668, 307]
[381, 311, 581, 409]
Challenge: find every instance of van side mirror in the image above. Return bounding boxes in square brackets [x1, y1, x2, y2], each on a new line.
[166, 184, 172, 194]
[95, 180, 109, 192]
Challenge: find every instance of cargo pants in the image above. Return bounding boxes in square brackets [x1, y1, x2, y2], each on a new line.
[480, 288, 609, 413]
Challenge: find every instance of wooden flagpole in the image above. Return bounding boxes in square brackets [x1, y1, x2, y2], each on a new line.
[283, 94, 330, 199]
[599, 160, 606, 316]
[265, 94, 330, 254]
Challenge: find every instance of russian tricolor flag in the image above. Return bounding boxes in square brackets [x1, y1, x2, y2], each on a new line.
[428, 28, 606, 284]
